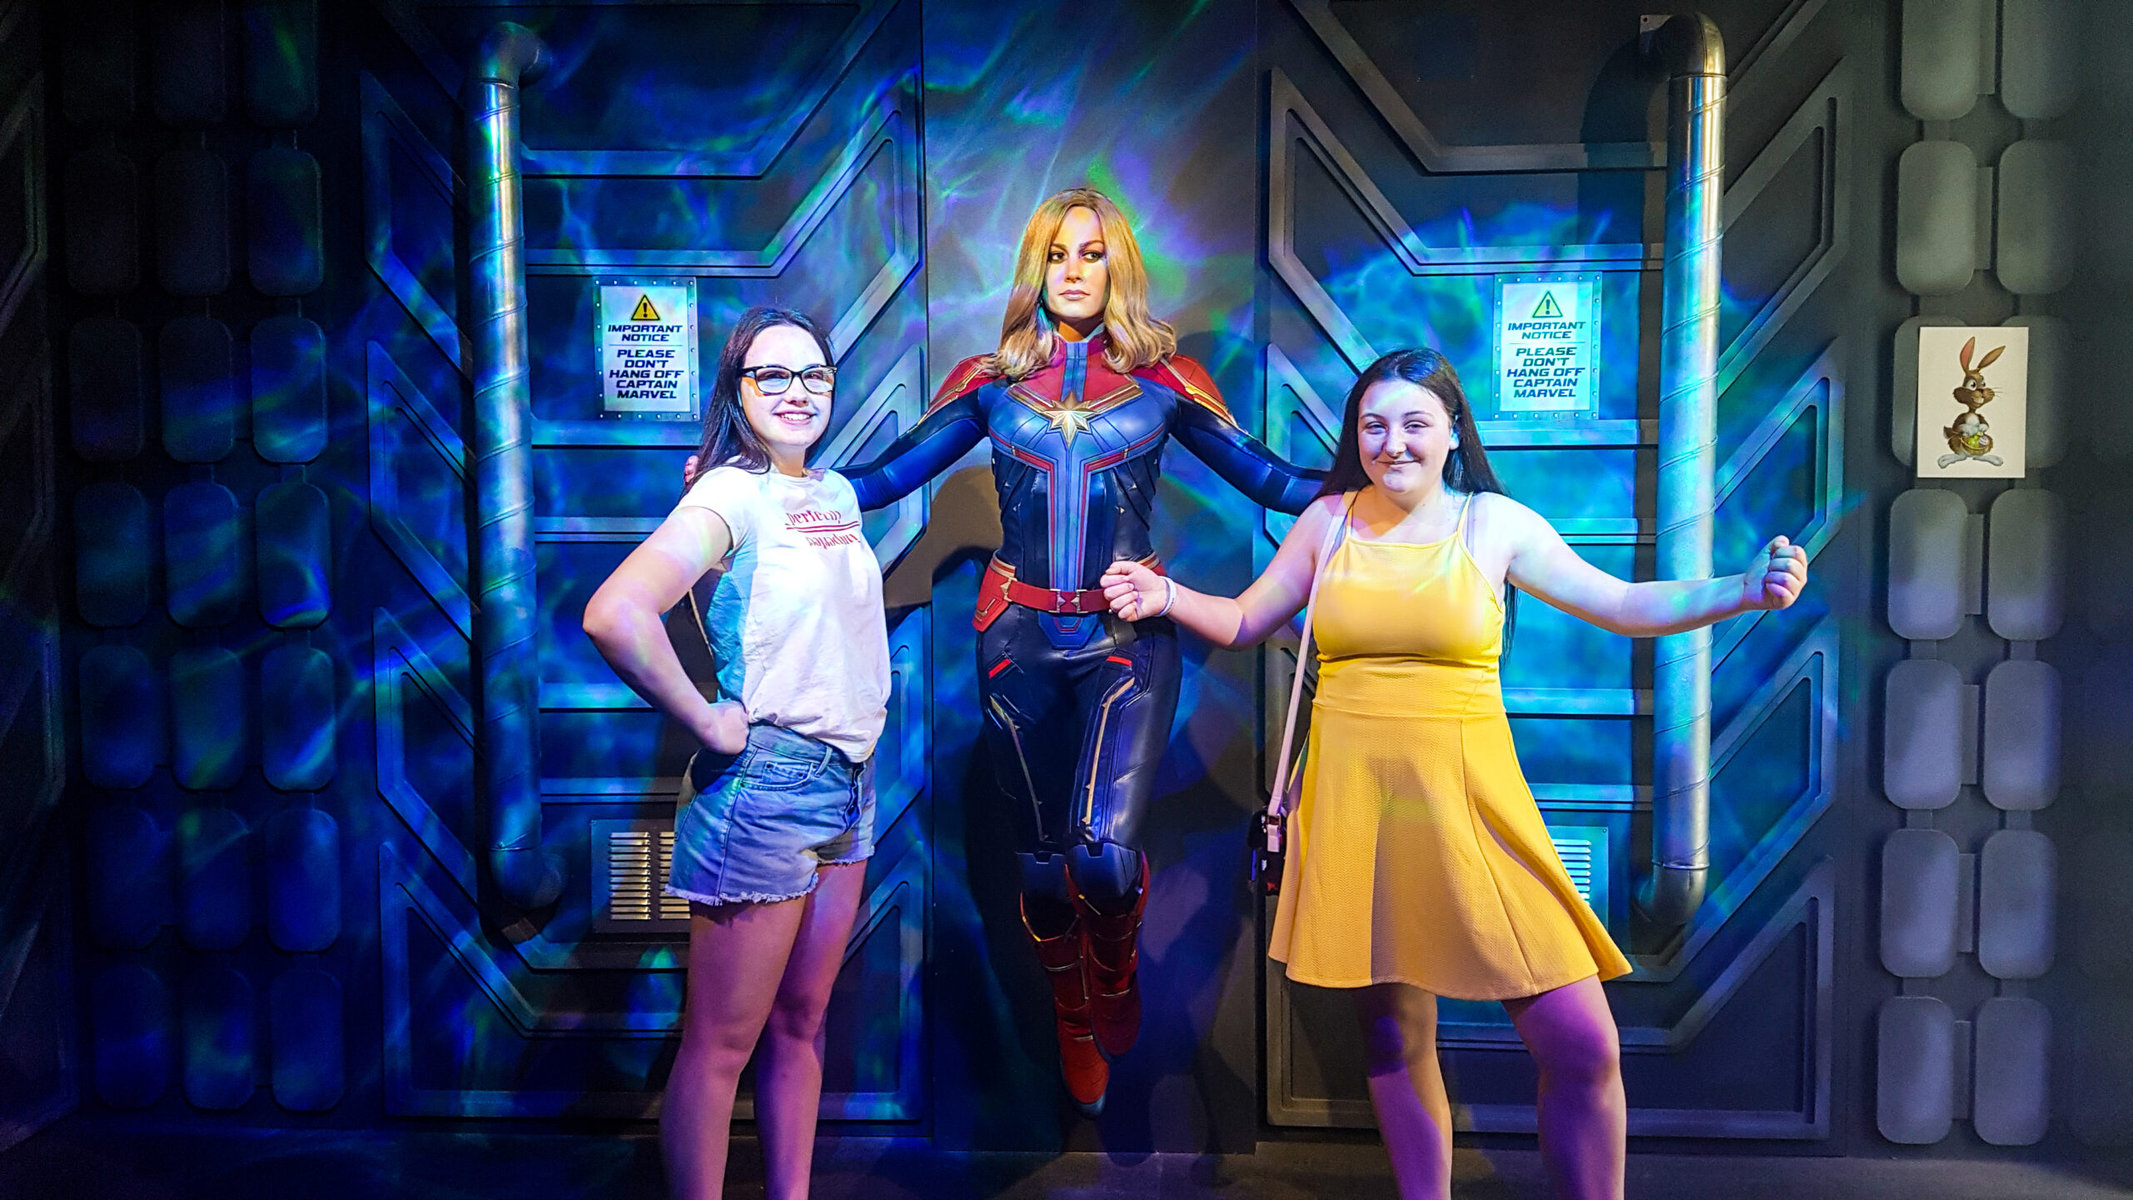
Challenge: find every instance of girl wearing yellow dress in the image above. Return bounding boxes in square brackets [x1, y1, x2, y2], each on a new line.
[1100, 348, 1807, 1200]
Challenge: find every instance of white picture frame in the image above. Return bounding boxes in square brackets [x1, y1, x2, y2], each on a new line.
[1915, 325, 2028, 479]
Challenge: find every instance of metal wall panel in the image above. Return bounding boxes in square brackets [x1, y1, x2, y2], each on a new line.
[1898, 0, 1987, 120]
[1981, 660, 2059, 811]
[1883, 660, 1962, 810]
[1258, 0, 1849, 1136]
[1889, 488, 1968, 639]
[1895, 142, 1977, 296]
[1986, 489, 2065, 642]
[1972, 996, 2051, 1146]
[1877, 995, 1955, 1144]
[1977, 829, 2056, 980]
[1880, 829, 1960, 977]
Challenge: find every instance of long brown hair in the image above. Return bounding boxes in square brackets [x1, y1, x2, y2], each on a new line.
[690, 306, 834, 479]
[1316, 348, 1504, 500]
[983, 187, 1176, 380]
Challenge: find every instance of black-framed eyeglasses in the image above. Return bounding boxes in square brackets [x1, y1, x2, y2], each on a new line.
[739, 365, 836, 396]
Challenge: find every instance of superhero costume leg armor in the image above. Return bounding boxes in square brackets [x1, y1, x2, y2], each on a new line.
[981, 603, 1179, 1110]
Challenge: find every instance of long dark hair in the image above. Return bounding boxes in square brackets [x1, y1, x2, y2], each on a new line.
[1315, 347, 1504, 500]
[691, 306, 835, 477]
[1317, 347, 1518, 649]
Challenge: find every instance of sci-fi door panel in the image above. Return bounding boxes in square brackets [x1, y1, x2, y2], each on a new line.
[1258, 0, 1849, 1136]
[360, 0, 930, 1121]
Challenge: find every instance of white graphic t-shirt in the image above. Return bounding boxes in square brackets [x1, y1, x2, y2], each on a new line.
[675, 464, 889, 762]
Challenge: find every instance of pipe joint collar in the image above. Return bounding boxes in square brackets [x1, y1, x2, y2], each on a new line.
[491, 845, 566, 910]
[471, 22, 550, 90]
[1643, 12, 1725, 78]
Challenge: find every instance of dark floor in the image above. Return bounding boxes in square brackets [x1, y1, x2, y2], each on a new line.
[3, 1126, 2130, 1199]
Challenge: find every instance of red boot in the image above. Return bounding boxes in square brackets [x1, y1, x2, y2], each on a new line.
[1071, 857, 1149, 1060]
[1021, 897, 1108, 1114]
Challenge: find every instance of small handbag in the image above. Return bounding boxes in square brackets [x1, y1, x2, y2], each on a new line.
[1250, 497, 1353, 896]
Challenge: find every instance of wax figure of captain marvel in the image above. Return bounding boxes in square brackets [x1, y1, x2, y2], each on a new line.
[841, 188, 1322, 1112]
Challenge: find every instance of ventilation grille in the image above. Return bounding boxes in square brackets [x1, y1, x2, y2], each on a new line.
[1553, 836, 1595, 904]
[1548, 824, 1611, 921]
[591, 819, 690, 932]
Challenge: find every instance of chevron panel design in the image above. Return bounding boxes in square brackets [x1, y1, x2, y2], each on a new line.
[358, 2, 930, 1124]
[1259, 0, 1850, 1134]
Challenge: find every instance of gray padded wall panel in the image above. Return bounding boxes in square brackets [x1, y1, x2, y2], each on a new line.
[246, 148, 323, 296]
[160, 316, 238, 464]
[1995, 141, 2074, 296]
[154, 150, 231, 298]
[1896, 142, 1978, 295]
[1890, 489, 1969, 639]
[1881, 829, 1961, 977]
[1981, 660, 2060, 810]
[1999, 0, 2079, 119]
[62, 8, 137, 128]
[1892, 316, 1961, 468]
[1899, 0, 1987, 120]
[1973, 997, 2051, 1146]
[242, 0, 320, 127]
[1978, 829, 2057, 979]
[2003, 315, 2066, 468]
[1987, 489, 2065, 641]
[179, 968, 254, 1109]
[251, 316, 327, 463]
[68, 317, 147, 461]
[151, 1, 229, 127]
[1878, 996, 1956, 1144]
[170, 647, 245, 791]
[63, 151, 139, 296]
[1884, 659, 1963, 809]
[73, 481, 151, 628]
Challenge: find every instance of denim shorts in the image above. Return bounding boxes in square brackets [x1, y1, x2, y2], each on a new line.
[666, 722, 874, 907]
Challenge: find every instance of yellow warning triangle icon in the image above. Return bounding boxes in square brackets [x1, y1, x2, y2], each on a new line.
[1530, 291, 1563, 319]
[630, 293, 661, 322]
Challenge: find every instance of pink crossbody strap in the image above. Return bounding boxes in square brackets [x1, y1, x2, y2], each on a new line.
[1268, 495, 1354, 818]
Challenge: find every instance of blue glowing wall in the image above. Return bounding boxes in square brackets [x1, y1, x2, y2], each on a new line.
[27, 0, 1978, 1165]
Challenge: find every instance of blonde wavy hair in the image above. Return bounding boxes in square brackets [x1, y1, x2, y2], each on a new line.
[983, 188, 1178, 380]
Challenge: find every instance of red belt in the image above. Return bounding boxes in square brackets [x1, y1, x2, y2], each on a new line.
[979, 556, 1163, 622]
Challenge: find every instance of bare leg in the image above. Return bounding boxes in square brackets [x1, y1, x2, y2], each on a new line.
[663, 895, 809, 1200]
[757, 863, 867, 1200]
[1352, 983, 1453, 1200]
[1503, 975, 1625, 1200]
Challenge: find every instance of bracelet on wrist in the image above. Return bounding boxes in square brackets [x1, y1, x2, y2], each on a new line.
[1154, 576, 1177, 618]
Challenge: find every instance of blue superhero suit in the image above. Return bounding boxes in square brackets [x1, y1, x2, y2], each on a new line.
[842, 330, 1320, 1108]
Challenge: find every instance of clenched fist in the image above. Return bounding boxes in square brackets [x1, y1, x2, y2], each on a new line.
[1742, 536, 1807, 612]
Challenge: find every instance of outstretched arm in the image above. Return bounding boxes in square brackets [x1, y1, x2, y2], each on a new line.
[837, 388, 987, 510]
[1170, 390, 1327, 515]
[581, 507, 749, 753]
[683, 364, 993, 510]
[1100, 495, 1349, 648]
[1495, 495, 1807, 635]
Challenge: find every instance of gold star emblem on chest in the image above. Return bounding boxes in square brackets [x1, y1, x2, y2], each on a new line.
[1041, 390, 1096, 441]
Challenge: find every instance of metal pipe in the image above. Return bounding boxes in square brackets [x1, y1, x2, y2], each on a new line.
[1639, 14, 1724, 929]
[466, 23, 562, 909]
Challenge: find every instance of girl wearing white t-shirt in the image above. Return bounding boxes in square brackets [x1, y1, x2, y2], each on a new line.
[583, 307, 889, 1200]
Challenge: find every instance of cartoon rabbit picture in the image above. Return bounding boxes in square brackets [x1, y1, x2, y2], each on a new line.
[1938, 336, 2005, 468]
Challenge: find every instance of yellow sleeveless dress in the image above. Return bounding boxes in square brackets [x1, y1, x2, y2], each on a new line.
[1268, 501, 1633, 999]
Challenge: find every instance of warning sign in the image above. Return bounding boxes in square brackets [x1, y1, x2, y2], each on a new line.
[1494, 275, 1600, 414]
[597, 278, 699, 419]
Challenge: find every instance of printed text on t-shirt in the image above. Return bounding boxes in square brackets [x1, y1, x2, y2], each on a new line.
[788, 509, 862, 548]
